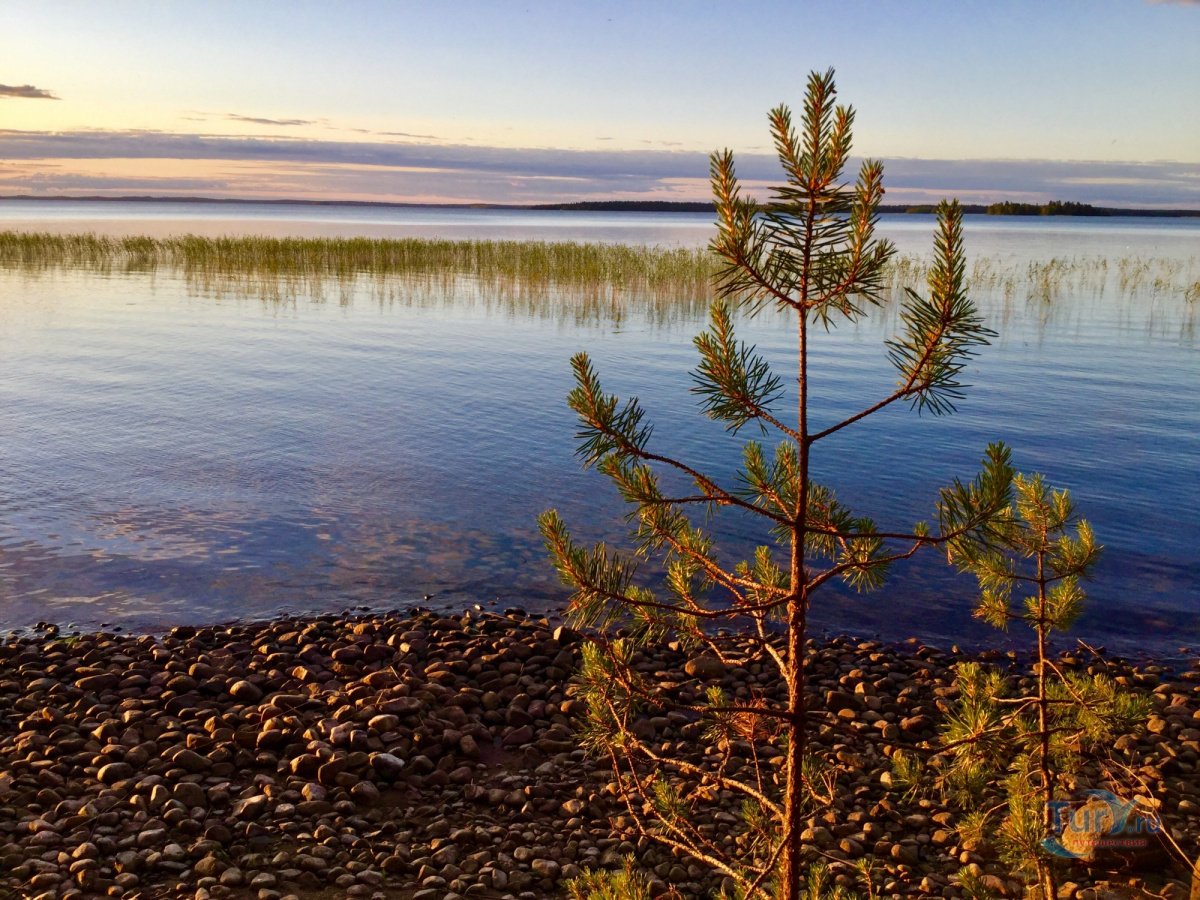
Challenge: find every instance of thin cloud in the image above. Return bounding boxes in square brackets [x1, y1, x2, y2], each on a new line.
[376, 131, 441, 140]
[322, 124, 442, 140]
[5, 172, 236, 193]
[226, 113, 314, 127]
[0, 84, 59, 100]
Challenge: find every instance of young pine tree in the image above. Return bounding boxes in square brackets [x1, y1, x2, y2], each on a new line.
[939, 476, 1148, 897]
[540, 69, 1014, 899]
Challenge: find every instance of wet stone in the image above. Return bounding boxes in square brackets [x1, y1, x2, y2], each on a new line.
[0, 608, 1188, 900]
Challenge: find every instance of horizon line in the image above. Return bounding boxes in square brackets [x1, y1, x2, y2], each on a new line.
[2, 193, 1199, 216]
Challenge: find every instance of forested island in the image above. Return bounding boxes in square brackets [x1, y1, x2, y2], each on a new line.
[534, 199, 1200, 217]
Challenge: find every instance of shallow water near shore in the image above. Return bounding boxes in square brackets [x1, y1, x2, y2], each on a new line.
[0, 205, 1197, 657]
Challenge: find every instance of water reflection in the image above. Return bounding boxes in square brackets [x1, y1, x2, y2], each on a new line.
[1, 230, 1197, 334]
[0, 237, 1196, 656]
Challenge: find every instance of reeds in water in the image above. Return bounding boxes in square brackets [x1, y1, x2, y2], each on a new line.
[0, 231, 716, 292]
[0, 231, 1196, 327]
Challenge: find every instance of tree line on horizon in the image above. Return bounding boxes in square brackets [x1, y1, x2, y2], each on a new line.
[1, 194, 1196, 217]
[533, 198, 1200, 217]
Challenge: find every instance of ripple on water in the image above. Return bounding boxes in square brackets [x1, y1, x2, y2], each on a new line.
[0, 218, 1197, 656]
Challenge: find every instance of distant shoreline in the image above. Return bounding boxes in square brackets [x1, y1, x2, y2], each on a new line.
[1, 194, 1199, 218]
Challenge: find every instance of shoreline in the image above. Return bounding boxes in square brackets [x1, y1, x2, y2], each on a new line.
[1, 608, 1197, 899]
[12, 596, 1197, 673]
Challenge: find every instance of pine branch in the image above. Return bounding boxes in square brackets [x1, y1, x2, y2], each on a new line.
[691, 302, 792, 437]
[606, 745, 762, 893]
[569, 354, 792, 525]
[636, 509, 790, 610]
[592, 684, 786, 818]
[806, 539, 920, 592]
[884, 202, 996, 415]
[709, 150, 801, 313]
[809, 202, 991, 442]
[736, 441, 799, 520]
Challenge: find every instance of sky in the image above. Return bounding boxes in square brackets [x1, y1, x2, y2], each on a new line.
[2, 1, 1199, 208]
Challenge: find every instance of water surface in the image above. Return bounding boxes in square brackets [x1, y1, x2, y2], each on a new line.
[0, 203, 1196, 657]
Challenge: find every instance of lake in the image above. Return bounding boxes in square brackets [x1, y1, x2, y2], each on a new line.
[0, 200, 1196, 657]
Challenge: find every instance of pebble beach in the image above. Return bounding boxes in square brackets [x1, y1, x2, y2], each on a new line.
[1, 609, 1197, 899]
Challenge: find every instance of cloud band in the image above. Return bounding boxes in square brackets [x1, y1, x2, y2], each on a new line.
[0, 84, 59, 100]
[0, 128, 1196, 208]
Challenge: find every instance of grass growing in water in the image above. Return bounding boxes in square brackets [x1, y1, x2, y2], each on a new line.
[1, 231, 1196, 330]
[0, 231, 717, 292]
[0, 231, 727, 325]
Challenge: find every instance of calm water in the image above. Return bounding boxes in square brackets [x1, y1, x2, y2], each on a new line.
[0, 201, 1197, 656]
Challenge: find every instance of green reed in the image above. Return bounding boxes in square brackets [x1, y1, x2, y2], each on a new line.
[1, 231, 1196, 325]
[0, 231, 717, 292]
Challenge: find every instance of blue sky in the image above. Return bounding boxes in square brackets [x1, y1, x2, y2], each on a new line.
[2, 1, 1198, 206]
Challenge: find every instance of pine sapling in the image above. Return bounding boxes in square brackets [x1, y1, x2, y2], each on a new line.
[541, 69, 1014, 899]
[938, 475, 1149, 897]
